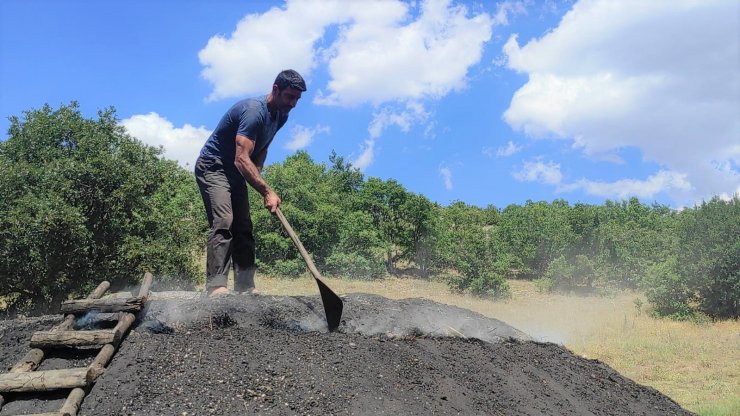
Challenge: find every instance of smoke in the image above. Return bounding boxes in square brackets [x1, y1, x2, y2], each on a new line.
[341, 295, 530, 343]
[132, 292, 531, 344]
[73, 310, 100, 329]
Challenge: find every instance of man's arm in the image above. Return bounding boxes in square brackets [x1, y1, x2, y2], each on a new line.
[253, 146, 268, 173]
[234, 134, 280, 213]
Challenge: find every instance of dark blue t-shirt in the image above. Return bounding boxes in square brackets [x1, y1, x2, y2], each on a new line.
[199, 95, 288, 171]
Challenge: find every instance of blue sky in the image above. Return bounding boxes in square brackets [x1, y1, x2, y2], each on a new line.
[1, 0, 738, 209]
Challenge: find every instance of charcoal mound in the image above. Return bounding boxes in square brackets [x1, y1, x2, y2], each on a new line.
[0, 294, 692, 415]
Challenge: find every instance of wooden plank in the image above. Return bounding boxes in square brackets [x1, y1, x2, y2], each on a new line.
[0, 368, 90, 393]
[30, 329, 117, 348]
[60, 296, 144, 314]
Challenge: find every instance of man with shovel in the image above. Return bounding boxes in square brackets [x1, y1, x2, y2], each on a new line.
[195, 69, 306, 297]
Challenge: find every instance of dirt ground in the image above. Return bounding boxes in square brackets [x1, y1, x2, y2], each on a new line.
[0, 293, 693, 415]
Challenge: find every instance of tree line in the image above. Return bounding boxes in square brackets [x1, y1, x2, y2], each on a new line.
[1, 103, 737, 320]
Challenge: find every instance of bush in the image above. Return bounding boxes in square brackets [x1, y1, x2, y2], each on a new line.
[544, 256, 574, 289]
[0, 103, 205, 315]
[535, 277, 556, 293]
[642, 197, 739, 319]
[642, 258, 696, 319]
[468, 272, 511, 299]
[325, 251, 385, 280]
[268, 258, 307, 278]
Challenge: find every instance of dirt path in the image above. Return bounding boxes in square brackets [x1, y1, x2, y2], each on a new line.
[0, 294, 692, 415]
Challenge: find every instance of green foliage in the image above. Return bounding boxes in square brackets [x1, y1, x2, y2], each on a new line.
[592, 198, 675, 289]
[543, 254, 597, 291]
[679, 197, 739, 319]
[434, 203, 511, 298]
[544, 256, 574, 288]
[269, 259, 307, 278]
[534, 277, 556, 293]
[641, 197, 739, 319]
[498, 199, 575, 278]
[642, 258, 696, 319]
[0, 103, 205, 314]
[643, 197, 739, 319]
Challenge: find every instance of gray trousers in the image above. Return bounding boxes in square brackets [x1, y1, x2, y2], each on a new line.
[195, 156, 256, 291]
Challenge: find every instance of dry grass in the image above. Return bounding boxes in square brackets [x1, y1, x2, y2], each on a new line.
[253, 274, 739, 416]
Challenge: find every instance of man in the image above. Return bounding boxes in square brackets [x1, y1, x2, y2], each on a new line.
[195, 69, 305, 297]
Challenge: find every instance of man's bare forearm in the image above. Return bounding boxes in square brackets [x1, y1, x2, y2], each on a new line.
[236, 156, 271, 196]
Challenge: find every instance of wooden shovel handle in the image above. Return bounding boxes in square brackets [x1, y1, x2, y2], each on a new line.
[273, 207, 343, 331]
[274, 207, 324, 281]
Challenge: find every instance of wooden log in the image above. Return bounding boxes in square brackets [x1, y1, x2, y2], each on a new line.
[55, 281, 111, 332]
[138, 272, 154, 299]
[87, 313, 136, 380]
[1, 347, 45, 409]
[87, 344, 115, 381]
[60, 296, 144, 314]
[111, 312, 136, 345]
[30, 329, 117, 348]
[0, 282, 111, 412]
[8, 348, 44, 373]
[89, 281, 112, 300]
[60, 387, 86, 416]
[0, 368, 91, 393]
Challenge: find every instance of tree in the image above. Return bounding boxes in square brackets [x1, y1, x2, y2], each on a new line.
[354, 178, 410, 273]
[498, 200, 574, 278]
[0, 102, 205, 315]
[594, 198, 675, 289]
[433, 202, 511, 298]
[646, 197, 739, 319]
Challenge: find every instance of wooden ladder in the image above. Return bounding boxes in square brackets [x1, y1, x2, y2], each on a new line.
[0, 272, 153, 416]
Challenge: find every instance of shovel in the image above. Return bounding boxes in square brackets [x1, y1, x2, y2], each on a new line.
[274, 207, 343, 331]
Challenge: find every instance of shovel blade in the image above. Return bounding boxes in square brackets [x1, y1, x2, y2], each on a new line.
[315, 277, 343, 331]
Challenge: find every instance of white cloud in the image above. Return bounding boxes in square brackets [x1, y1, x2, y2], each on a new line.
[369, 101, 430, 139]
[495, 140, 522, 157]
[198, 0, 346, 101]
[439, 166, 453, 190]
[561, 170, 692, 200]
[284, 124, 329, 151]
[354, 102, 431, 170]
[315, 0, 493, 106]
[120, 113, 210, 168]
[514, 158, 562, 185]
[353, 139, 376, 171]
[492, 1, 527, 26]
[502, 0, 740, 203]
[199, 0, 493, 106]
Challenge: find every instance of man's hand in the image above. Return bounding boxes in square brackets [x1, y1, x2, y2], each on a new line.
[264, 190, 281, 213]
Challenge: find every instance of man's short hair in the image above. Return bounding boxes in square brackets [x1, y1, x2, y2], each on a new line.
[274, 69, 306, 92]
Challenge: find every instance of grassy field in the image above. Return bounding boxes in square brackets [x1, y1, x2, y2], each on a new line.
[252, 274, 739, 416]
